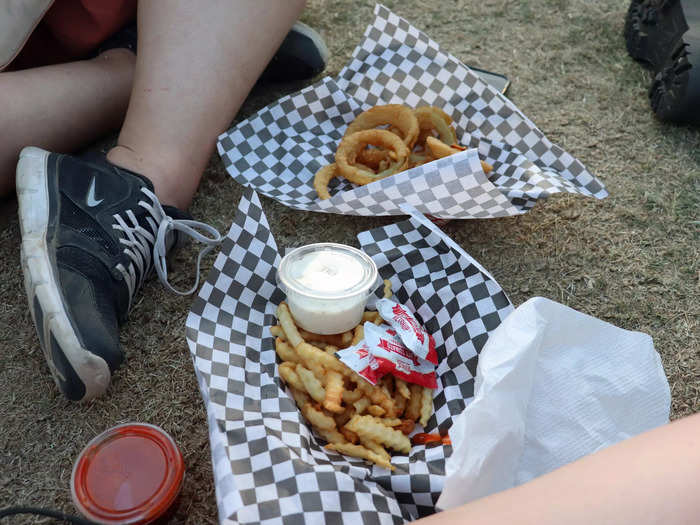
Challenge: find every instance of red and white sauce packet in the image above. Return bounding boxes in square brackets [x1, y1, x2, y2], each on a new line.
[363, 323, 437, 389]
[375, 299, 438, 365]
[336, 323, 437, 389]
[335, 342, 383, 385]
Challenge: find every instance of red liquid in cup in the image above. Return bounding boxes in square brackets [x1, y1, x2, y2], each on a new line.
[71, 423, 185, 524]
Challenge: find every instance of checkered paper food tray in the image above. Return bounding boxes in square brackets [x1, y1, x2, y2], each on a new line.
[217, 4, 607, 219]
[186, 187, 514, 524]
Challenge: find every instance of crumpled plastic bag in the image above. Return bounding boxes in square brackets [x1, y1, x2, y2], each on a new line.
[437, 296, 671, 510]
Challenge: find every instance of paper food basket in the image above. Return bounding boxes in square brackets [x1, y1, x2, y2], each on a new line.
[216, 5, 607, 220]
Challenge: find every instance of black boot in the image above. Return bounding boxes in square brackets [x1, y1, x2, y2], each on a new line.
[625, 0, 700, 124]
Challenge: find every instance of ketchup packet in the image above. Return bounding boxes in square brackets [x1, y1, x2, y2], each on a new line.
[376, 299, 438, 365]
[362, 322, 437, 389]
[335, 342, 384, 385]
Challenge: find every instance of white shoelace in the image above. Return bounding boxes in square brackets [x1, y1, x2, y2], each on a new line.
[113, 188, 222, 308]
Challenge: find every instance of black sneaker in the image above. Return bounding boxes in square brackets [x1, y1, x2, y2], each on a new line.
[260, 21, 330, 82]
[16, 147, 221, 400]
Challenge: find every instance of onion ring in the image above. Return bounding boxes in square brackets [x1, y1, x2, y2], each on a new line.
[408, 152, 432, 169]
[356, 125, 408, 168]
[345, 105, 419, 147]
[414, 106, 457, 149]
[314, 163, 341, 200]
[357, 148, 390, 169]
[336, 129, 409, 185]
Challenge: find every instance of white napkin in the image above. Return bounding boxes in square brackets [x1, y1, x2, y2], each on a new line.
[437, 297, 671, 510]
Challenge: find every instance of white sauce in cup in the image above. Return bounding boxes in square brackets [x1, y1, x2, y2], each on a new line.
[277, 243, 378, 335]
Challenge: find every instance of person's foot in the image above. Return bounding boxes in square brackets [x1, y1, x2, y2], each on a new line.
[625, 0, 700, 123]
[625, 0, 688, 70]
[16, 147, 220, 400]
[648, 36, 700, 122]
[260, 21, 330, 82]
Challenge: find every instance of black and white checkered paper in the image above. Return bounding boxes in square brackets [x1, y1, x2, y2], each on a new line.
[217, 5, 607, 219]
[186, 187, 514, 524]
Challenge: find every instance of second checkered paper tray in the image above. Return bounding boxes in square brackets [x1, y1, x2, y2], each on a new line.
[186, 187, 514, 523]
[217, 5, 607, 219]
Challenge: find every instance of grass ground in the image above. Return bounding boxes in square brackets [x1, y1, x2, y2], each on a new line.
[1, 0, 698, 523]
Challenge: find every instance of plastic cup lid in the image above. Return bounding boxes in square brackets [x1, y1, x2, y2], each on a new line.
[71, 423, 185, 524]
[278, 243, 378, 300]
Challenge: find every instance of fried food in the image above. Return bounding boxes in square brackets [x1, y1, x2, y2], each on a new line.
[316, 427, 348, 445]
[327, 442, 394, 471]
[425, 135, 461, 159]
[344, 104, 419, 150]
[274, 298, 439, 471]
[398, 419, 415, 436]
[298, 328, 353, 348]
[279, 362, 305, 392]
[351, 324, 364, 346]
[270, 325, 285, 340]
[323, 370, 345, 413]
[415, 106, 457, 149]
[360, 438, 392, 464]
[277, 302, 304, 348]
[395, 378, 411, 400]
[340, 427, 360, 444]
[345, 415, 411, 454]
[353, 397, 371, 414]
[275, 337, 300, 364]
[314, 103, 493, 200]
[362, 311, 382, 324]
[302, 403, 336, 431]
[296, 342, 350, 377]
[419, 386, 434, 427]
[405, 383, 423, 421]
[383, 279, 392, 299]
[367, 405, 386, 417]
[336, 129, 410, 185]
[425, 136, 493, 174]
[355, 377, 397, 418]
[289, 387, 310, 408]
[343, 388, 363, 404]
[394, 391, 407, 417]
[313, 163, 340, 201]
[297, 365, 326, 404]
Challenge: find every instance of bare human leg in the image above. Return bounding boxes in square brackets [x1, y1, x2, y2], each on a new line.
[16, 0, 309, 401]
[106, 0, 307, 210]
[0, 49, 135, 197]
[416, 412, 700, 525]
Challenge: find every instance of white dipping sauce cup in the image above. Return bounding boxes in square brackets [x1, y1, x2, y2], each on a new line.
[277, 243, 378, 335]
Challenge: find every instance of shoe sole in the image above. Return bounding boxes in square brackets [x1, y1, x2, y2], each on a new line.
[17, 147, 111, 401]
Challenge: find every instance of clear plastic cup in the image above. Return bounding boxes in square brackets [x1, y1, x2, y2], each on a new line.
[277, 243, 378, 335]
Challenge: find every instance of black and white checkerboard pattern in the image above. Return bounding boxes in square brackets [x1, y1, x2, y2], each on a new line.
[217, 5, 606, 220]
[186, 188, 514, 523]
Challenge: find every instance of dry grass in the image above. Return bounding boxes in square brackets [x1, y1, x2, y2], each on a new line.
[1, 0, 698, 523]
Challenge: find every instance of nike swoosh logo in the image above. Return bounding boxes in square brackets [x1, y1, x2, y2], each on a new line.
[86, 176, 103, 207]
